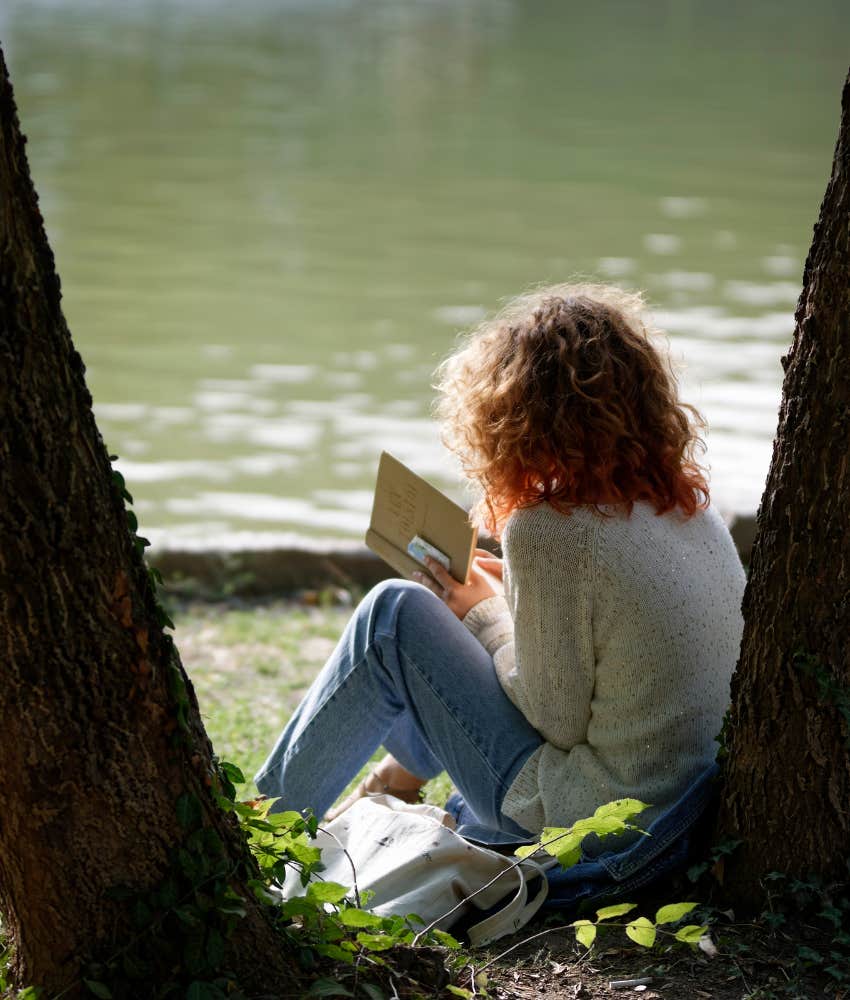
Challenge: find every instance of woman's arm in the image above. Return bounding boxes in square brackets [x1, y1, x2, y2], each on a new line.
[496, 505, 598, 748]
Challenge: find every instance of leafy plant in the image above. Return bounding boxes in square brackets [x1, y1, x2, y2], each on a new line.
[68, 758, 459, 998]
[758, 867, 850, 991]
[516, 799, 709, 954]
[515, 797, 648, 867]
[686, 835, 742, 884]
[569, 901, 706, 951]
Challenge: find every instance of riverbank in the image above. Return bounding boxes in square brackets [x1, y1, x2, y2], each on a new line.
[177, 588, 841, 1000]
[154, 512, 758, 599]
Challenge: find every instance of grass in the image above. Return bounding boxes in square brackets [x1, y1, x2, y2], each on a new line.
[173, 594, 453, 808]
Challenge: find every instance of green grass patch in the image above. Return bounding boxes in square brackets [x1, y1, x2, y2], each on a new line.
[174, 598, 453, 809]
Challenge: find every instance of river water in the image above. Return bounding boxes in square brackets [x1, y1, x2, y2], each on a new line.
[4, 1, 848, 548]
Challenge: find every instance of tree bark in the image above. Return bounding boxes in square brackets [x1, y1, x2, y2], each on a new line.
[716, 69, 850, 904]
[0, 46, 293, 995]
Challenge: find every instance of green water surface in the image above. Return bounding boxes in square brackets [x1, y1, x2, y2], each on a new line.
[3, 0, 848, 546]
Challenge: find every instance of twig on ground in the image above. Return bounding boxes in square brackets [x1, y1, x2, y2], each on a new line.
[476, 923, 591, 977]
[732, 956, 752, 995]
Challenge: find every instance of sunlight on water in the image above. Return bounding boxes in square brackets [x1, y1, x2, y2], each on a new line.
[3, 0, 848, 547]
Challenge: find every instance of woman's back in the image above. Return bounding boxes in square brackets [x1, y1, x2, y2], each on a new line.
[491, 501, 745, 832]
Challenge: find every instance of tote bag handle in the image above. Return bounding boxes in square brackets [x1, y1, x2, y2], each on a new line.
[466, 857, 549, 947]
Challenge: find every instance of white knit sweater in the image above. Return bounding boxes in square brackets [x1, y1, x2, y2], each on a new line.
[462, 501, 745, 835]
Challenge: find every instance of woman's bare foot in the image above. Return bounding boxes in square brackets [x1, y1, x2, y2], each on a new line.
[324, 753, 426, 822]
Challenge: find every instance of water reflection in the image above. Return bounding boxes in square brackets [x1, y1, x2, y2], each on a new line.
[3, 0, 847, 547]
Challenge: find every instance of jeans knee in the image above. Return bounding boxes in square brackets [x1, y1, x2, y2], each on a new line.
[361, 578, 443, 633]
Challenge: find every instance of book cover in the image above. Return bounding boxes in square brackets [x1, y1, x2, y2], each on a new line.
[365, 451, 478, 584]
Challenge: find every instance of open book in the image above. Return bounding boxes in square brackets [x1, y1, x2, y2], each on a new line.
[365, 452, 478, 584]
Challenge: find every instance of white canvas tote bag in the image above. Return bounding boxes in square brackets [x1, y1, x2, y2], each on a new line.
[279, 793, 548, 947]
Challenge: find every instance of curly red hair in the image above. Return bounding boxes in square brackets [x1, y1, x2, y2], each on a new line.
[435, 283, 708, 533]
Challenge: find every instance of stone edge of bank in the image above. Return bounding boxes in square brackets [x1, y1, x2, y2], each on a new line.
[149, 512, 759, 600]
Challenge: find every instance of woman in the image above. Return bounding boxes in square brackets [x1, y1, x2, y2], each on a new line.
[255, 284, 746, 844]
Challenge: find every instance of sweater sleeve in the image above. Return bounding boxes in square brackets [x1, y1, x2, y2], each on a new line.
[462, 596, 525, 709]
[499, 506, 598, 748]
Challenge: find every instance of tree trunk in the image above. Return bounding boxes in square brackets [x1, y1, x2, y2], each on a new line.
[0, 46, 294, 995]
[716, 69, 850, 904]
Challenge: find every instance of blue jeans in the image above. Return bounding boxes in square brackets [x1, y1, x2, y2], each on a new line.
[255, 580, 543, 841]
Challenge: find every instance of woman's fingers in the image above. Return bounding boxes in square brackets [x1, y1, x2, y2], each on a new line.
[423, 557, 457, 595]
[474, 555, 504, 579]
[411, 569, 440, 595]
[412, 557, 499, 620]
[411, 558, 456, 598]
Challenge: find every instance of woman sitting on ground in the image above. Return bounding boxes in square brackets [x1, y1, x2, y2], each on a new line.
[255, 283, 746, 844]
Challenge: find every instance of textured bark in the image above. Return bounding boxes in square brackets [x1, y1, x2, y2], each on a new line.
[0, 46, 293, 994]
[716, 70, 850, 903]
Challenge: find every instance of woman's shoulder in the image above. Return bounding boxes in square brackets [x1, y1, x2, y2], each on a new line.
[504, 500, 739, 562]
[595, 500, 745, 579]
[503, 501, 600, 538]
[501, 504, 601, 566]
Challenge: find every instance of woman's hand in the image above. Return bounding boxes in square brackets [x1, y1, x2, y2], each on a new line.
[412, 552, 503, 620]
[474, 547, 504, 580]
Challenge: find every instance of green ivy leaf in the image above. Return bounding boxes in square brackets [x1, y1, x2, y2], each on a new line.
[306, 881, 350, 905]
[83, 981, 113, 999]
[674, 924, 708, 945]
[337, 908, 384, 928]
[553, 847, 584, 869]
[625, 916, 656, 948]
[431, 928, 461, 949]
[592, 798, 649, 823]
[316, 944, 355, 964]
[595, 902, 637, 921]
[686, 861, 709, 882]
[572, 919, 597, 949]
[220, 761, 246, 784]
[267, 809, 305, 828]
[516, 799, 651, 871]
[355, 932, 397, 952]
[282, 897, 318, 919]
[655, 902, 698, 925]
[360, 985, 387, 1000]
[173, 904, 201, 926]
[446, 987, 474, 999]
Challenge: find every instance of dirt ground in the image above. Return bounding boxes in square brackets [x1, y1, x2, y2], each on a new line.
[464, 914, 847, 1000]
